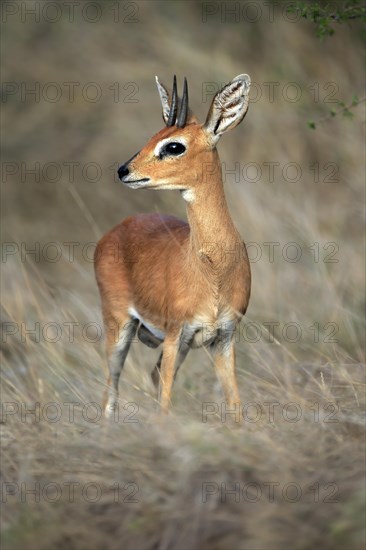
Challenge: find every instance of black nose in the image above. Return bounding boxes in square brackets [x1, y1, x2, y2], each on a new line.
[118, 164, 129, 180]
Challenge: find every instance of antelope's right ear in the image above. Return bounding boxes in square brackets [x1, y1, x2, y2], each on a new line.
[155, 76, 198, 125]
[203, 74, 251, 146]
[155, 76, 172, 125]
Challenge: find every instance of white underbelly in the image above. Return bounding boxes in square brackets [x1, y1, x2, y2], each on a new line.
[128, 307, 165, 340]
[129, 306, 237, 349]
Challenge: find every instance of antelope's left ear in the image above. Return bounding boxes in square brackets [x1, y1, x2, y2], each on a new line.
[203, 74, 251, 145]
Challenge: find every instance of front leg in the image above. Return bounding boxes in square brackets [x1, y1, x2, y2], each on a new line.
[151, 343, 190, 390]
[159, 331, 181, 413]
[213, 334, 240, 408]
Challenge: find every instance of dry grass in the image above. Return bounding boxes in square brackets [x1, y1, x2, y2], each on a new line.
[1, 2, 365, 549]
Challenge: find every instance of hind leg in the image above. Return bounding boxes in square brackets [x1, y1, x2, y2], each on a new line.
[151, 351, 163, 389]
[103, 316, 138, 417]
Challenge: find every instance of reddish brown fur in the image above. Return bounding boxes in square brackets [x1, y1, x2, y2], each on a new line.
[95, 75, 251, 414]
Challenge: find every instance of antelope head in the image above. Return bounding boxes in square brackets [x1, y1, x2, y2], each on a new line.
[117, 74, 251, 197]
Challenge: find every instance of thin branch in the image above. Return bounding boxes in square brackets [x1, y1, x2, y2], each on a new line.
[308, 96, 366, 128]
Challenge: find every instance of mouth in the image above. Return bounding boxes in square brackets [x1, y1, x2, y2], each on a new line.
[122, 178, 150, 189]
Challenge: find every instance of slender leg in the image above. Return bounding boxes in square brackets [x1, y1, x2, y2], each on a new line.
[159, 332, 184, 413]
[103, 318, 138, 417]
[151, 344, 190, 390]
[151, 351, 163, 389]
[213, 336, 240, 408]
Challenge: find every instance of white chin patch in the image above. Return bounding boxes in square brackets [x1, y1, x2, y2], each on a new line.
[181, 189, 195, 203]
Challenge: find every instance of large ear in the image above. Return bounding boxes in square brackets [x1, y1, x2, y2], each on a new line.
[155, 76, 198, 125]
[203, 74, 250, 145]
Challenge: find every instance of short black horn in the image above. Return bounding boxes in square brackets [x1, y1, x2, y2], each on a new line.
[166, 75, 178, 127]
[176, 77, 188, 128]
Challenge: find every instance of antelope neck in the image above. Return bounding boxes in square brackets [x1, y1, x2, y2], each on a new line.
[185, 149, 241, 269]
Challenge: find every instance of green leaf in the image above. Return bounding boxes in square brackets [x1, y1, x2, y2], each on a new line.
[308, 121, 316, 129]
[342, 109, 354, 119]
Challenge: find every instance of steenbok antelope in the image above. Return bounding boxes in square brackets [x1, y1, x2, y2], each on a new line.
[95, 74, 251, 415]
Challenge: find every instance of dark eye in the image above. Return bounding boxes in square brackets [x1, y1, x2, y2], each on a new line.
[160, 142, 186, 158]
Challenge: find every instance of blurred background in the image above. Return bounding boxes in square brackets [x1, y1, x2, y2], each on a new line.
[1, 1, 365, 549]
